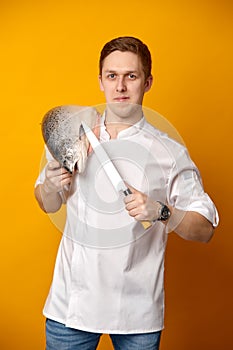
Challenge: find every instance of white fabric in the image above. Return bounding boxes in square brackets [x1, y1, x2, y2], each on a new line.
[35, 116, 219, 334]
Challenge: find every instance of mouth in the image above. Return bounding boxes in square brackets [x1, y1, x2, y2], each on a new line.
[113, 96, 130, 102]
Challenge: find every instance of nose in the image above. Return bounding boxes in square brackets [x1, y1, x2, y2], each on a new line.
[116, 76, 127, 92]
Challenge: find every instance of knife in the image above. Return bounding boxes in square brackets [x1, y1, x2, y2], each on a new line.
[81, 121, 152, 230]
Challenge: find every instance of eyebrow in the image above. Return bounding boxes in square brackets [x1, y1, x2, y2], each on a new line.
[104, 69, 139, 74]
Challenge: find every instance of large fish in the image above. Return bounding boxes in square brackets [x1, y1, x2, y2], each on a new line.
[41, 105, 100, 173]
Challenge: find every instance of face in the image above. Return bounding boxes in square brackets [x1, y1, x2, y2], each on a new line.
[99, 50, 153, 123]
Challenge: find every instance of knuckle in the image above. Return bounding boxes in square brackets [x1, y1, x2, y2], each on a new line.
[139, 197, 145, 205]
[141, 204, 146, 211]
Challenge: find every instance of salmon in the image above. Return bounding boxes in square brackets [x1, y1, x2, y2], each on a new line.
[41, 105, 99, 173]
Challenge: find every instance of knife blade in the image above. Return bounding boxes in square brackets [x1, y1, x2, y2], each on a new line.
[81, 121, 152, 229]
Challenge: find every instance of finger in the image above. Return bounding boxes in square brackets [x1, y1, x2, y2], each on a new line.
[125, 201, 138, 211]
[128, 207, 143, 218]
[47, 161, 72, 175]
[134, 213, 147, 221]
[125, 192, 146, 207]
[48, 160, 61, 170]
[124, 194, 135, 204]
[50, 175, 71, 191]
[62, 172, 73, 182]
[60, 177, 72, 188]
[55, 174, 72, 188]
[47, 166, 71, 179]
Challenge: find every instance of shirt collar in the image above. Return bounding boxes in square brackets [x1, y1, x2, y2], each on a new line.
[100, 111, 145, 141]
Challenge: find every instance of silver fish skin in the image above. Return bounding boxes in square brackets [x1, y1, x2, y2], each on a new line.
[42, 105, 99, 173]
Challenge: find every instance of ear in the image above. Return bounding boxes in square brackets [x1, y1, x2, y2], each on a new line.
[99, 75, 104, 91]
[144, 75, 153, 92]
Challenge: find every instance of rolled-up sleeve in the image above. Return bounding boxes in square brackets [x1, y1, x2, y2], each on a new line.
[167, 147, 219, 227]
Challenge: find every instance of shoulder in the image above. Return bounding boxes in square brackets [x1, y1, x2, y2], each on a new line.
[142, 119, 199, 171]
[142, 119, 187, 153]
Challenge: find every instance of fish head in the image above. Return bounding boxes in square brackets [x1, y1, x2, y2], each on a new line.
[42, 105, 99, 173]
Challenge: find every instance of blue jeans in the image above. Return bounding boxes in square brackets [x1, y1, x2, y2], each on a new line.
[46, 318, 161, 350]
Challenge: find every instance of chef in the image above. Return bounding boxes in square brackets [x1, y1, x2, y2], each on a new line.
[35, 36, 219, 350]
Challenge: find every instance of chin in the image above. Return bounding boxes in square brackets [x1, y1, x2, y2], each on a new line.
[107, 102, 142, 121]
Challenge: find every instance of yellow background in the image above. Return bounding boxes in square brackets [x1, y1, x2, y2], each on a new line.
[0, 0, 232, 349]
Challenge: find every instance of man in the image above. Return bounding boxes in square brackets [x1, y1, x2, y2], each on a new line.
[35, 36, 219, 350]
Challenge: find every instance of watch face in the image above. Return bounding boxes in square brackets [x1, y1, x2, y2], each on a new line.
[158, 202, 171, 221]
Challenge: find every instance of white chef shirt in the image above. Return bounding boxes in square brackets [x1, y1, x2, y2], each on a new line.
[35, 116, 219, 334]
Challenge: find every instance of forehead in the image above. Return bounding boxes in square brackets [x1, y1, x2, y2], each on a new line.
[102, 50, 143, 73]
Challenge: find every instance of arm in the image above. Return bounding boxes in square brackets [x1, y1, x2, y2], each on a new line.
[124, 186, 215, 243]
[165, 207, 214, 242]
[34, 160, 72, 213]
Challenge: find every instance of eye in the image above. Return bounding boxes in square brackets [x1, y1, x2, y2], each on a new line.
[107, 73, 116, 79]
[128, 73, 137, 80]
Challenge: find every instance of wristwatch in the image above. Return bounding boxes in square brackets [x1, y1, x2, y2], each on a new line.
[156, 201, 171, 221]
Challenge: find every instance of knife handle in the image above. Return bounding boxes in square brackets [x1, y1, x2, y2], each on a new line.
[123, 188, 152, 230]
[123, 188, 133, 196]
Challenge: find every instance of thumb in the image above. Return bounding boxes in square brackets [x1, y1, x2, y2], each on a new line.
[125, 183, 138, 194]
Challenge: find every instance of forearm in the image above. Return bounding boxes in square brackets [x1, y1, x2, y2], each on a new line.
[124, 186, 215, 242]
[34, 184, 63, 213]
[34, 160, 73, 213]
[167, 208, 215, 243]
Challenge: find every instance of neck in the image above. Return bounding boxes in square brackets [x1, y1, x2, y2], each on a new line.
[104, 109, 143, 139]
[105, 122, 128, 139]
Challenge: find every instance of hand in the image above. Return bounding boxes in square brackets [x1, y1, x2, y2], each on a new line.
[43, 160, 73, 194]
[124, 185, 160, 222]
